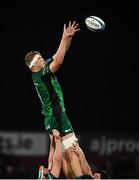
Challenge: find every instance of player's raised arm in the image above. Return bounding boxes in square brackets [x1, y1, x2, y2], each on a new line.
[50, 21, 80, 73]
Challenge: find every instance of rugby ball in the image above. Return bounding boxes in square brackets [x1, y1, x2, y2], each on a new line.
[85, 16, 105, 32]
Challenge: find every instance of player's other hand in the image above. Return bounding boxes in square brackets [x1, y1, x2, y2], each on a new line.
[52, 129, 61, 139]
[71, 142, 81, 155]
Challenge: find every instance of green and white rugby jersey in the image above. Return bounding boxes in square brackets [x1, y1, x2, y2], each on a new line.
[32, 57, 66, 117]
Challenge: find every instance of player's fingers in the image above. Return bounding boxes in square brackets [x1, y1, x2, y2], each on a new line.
[74, 23, 79, 29]
[71, 21, 76, 27]
[69, 21, 71, 27]
[70, 143, 75, 149]
[63, 24, 66, 31]
[72, 142, 77, 148]
[74, 28, 80, 32]
[71, 146, 75, 150]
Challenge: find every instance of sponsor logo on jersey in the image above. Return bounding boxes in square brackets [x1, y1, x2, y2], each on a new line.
[46, 125, 50, 129]
[65, 129, 71, 132]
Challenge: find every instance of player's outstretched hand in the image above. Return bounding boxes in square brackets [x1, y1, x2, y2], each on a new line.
[63, 21, 80, 39]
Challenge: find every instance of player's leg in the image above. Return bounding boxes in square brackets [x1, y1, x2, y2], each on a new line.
[58, 112, 75, 136]
[43, 116, 60, 170]
[58, 112, 83, 178]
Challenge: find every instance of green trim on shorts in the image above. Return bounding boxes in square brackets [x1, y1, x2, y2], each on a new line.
[44, 112, 74, 135]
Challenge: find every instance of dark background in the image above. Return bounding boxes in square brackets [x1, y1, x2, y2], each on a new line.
[0, 0, 138, 133]
[0, 0, 138, 178]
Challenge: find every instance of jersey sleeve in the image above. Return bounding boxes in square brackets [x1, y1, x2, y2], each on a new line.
[45, 57, 53, 65]
[43, 57, 54, 75]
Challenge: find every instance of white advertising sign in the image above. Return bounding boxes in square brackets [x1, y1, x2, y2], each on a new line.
[0, 132, 48, 156]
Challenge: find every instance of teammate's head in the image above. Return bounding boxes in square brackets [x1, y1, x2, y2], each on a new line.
[93, 169, 109, 179]
[24, 51, 45, 71]
[38, 165, 49, 180]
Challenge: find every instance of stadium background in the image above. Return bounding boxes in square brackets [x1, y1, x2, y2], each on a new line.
[0, 0, 138, 178]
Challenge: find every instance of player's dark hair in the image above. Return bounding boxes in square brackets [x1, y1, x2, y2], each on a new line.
[24, 51, 40, 67]
[97, 169, 109, 179]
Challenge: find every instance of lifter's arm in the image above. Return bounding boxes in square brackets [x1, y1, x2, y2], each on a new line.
[50, 129, 62, 178]
[72, 143, 94, 177]
[48, 134, 55, 170]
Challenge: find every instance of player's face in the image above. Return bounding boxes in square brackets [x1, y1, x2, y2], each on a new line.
[93, 172, 101, 180]
[35, 56, 46, 69]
